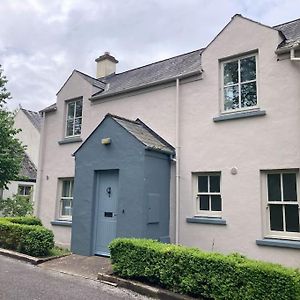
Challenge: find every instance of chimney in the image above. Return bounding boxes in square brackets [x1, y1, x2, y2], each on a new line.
[95, 52, 118, 78]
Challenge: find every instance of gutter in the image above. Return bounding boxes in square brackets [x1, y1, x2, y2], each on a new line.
[275, 40, 300, 61]
[290, 43, 300, 61]
[40, 105, 57, 113]
[89, 70, 202, 102]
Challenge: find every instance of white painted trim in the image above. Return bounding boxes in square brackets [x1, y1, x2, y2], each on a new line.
[221, 53, 258, 113]
[193, 173, 222, 218]
[65, 99, 83, 138]
[262, 170, 300, 241]
[56, 178, 74, 220]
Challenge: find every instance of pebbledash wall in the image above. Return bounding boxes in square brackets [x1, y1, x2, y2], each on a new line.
[36, 15, 300, 267]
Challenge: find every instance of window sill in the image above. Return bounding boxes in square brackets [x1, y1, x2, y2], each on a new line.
[51, 220, 72, 227]
[58, 137, 82, 145]
[256, 238, 300, 249]
[213, 109, 266, 122]
[186, 217, 226, 225]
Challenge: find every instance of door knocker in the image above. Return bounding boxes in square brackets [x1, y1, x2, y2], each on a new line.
[106, 187, 112, 198]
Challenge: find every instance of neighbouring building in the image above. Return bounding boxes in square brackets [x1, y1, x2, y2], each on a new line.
[36, 15, 300, 267]
[1, 108, 42, 203]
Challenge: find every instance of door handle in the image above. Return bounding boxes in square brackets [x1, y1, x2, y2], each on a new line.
[113, 213, 118, 216]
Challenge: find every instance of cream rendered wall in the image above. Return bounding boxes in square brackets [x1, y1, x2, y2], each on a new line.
[38, 16, 300, 266]
[2, 181, 35, 202]
[1, 109, 38, 205]
[178, 16, 300, 267]
[37, 72, 95, 247]
[14, 109, 40, 166]
[38, 72, 178, 247]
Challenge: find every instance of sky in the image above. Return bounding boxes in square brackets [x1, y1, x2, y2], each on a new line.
[1, 0, 300, 111]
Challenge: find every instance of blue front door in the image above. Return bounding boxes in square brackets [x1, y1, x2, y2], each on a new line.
[94, 170, 119, 256]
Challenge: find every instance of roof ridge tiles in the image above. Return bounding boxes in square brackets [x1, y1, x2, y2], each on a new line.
[75, 69, 106, 84]
[107, 113, 141, 125]
[273, 17, 300, 28]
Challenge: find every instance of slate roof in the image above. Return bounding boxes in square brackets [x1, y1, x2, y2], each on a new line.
[110, 114, 175, 155]
[21, 108, 42, 131]
[41, 16, 300, 113]
[274, 18, 300, 49]
[91, 49, 203, 99]
[18, 152, 37, 181]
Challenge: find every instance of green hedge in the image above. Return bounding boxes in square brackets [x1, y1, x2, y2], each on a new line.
[4, 216, 42, 226]
[0, 216, 54, 257]
[109, 238, 300, 300]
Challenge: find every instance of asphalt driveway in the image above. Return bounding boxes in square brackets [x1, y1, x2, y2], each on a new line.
[0, 255, 149, 300]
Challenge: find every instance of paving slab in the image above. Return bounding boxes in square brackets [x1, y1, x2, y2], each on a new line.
[39, 254, 113, 279]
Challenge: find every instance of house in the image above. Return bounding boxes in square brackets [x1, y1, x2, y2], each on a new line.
[1, 108, 42, 203]
[36, 14, 300, 267]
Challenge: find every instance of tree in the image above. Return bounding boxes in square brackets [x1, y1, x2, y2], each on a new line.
[0, 65, 24, 189]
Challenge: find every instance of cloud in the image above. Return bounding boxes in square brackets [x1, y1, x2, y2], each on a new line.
[0, 0, 299, 111]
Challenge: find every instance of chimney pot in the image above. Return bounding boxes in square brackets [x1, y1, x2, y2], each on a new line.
[95, 52, 118, 78]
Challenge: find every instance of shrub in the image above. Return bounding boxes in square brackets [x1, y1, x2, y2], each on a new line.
[109, 238, 300, 300]
[0, 216, 54, 257]
[0, 194, 33, 217]
[4, 216, 42, 226]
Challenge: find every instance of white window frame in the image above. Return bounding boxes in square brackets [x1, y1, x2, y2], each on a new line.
[17, 184, 33, 198]
[193, 172, 222, 218]
[221, 53, 258, 113]
[65, 98, 83, 138]
[58, 178, 74, 220]
[261, 170, 300, 241]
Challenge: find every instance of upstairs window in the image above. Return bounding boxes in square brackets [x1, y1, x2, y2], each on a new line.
[222, 54, 257, 112]
[66, 98, 82, 137]
[196, 173, 222, 217]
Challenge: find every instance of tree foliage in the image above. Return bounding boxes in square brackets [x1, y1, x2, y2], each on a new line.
[0, 65, 24, 189]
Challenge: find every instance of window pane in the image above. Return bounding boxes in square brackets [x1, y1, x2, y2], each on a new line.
[200, 195, 209, 210]
[267, 174, 281, 201]
[285, 205, 300, 232]
[240, 56, 256, 82]
[18, 186, 25, 195]
[75, 100, 82, 118]
[283, 173, 297, 201]
[67, 102, 75, 119]
[24, 186, 32, 196]
[224, 85, 239, 110]
[223, 60, 238, 85]
[62, 181, 71, 197]
[66, 120, 74, 136]
[74, 118, 82, 135]
[211, 195, 222, 211]
[69, 180, 74, 197]
[61, 199, 72, 216]
[210, 176, 220, 192]
[241, 82, 257, 108]
[269, 204, 283, 231]
[198, 176, 208, 193]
